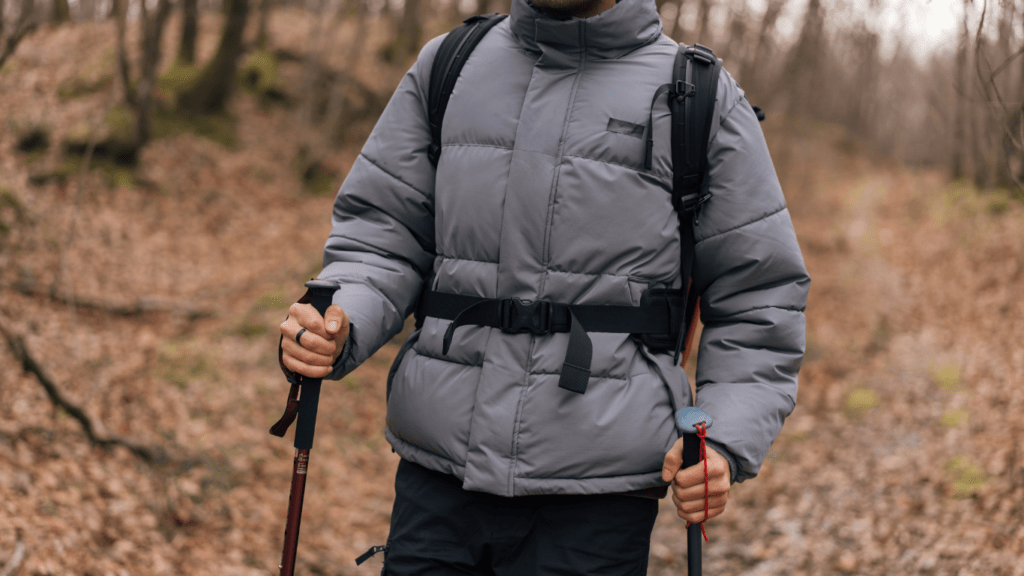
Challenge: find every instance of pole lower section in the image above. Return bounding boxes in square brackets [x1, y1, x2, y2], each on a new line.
[279, 448, 310, 576]
[686, 522, 702, 575]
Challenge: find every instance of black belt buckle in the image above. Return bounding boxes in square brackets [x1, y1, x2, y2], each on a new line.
[500, 298, 552, 335]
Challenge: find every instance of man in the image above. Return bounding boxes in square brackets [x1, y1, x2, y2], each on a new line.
[279, 0, 809, 573]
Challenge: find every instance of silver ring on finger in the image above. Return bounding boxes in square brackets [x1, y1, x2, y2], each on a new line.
[295, 328, 307, 345]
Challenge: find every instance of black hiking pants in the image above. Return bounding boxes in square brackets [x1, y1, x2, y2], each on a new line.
[381, 459, 660, 576]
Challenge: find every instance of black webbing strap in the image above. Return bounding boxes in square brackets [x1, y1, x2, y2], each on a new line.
[669, 44, 720, 363]
[428, 13, 508, 166]
[270, 285, 315, 437]
[420, 291, 676, 394]
[644, 45, 721, 364]
[673, 45, 721, 204]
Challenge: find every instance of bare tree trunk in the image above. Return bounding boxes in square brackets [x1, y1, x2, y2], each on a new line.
[696, 0, 712, 45]
[447, 0, 463, 22]
[177, 0, 250, 113]
[255, 0, 272, 49]
[327, 4, 369, 138]
[849, 25, 879, 137]
[783, 0, 824, 116]
[970, 0, 1003, 189]
[80, 0, 96, 21]
[952, 0, 971, 180]
[179, 0, 199, 63]
[1018, 1, 1024, 183]
[396, 0, 423, 57]
[52, 0, 70, 22]
[994, 0, 1015, 187]
[115, 0, 135, 105]
[741, 0, 785, 101]
[135, 0, 173, 147]
[296, 0, 329, 130]
[0, 0, 37, 69]
[721, 0, 747, 71]
[661, 0, 684, 43]
[971, 96, 991, 187]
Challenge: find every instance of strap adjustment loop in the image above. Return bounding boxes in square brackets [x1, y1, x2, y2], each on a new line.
[674, 79, 696, 100]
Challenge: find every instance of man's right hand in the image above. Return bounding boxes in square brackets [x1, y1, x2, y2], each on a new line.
[280, 302, 349, 379]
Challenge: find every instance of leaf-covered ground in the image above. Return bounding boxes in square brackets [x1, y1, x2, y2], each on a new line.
[1, 14, 1022, 576]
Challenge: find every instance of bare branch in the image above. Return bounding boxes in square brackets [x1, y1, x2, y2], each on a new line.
[0, 529, 25, 576]
[11, 282, 215, 320]
[991, 45, 1024, 79]
[0, 316, 168, 464]
[973, 0, 1024, 187]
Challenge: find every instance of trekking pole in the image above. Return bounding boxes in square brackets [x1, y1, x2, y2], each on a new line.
[676, 407, 714, 576]
[274, 279, 339, 576]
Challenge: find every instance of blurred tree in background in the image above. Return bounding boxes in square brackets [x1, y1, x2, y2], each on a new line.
[2, 4, 1024, 573]
[0, 0, 1022, 194]
[177, 0, 250, 113]
[178, 0, 199, 63]
[0, 0, 35, 68]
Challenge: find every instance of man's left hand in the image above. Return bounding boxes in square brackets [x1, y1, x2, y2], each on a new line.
[661, 438, 731, 524]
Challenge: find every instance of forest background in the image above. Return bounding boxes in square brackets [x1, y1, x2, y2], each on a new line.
[1, 0, 1023, 574]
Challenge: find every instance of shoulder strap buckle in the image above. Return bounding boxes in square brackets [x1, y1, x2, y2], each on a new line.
[680, 191, 711, 212]
[684, 44, 717, 65]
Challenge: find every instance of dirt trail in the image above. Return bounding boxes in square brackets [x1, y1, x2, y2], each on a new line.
[646, 131, 1023, 576]
[1, 22, 1022, 576]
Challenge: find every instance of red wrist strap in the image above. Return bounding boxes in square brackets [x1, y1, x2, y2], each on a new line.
[685, 421, 709, 541]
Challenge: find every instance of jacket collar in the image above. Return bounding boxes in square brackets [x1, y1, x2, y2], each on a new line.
[509, 0, 663, 59]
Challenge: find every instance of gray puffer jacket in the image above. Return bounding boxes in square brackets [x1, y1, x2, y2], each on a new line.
[321, 0, 809, 497]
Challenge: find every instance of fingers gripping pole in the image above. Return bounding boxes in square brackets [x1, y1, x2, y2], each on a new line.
[677, 407, 713, 576]
[293, 280, 337, 450]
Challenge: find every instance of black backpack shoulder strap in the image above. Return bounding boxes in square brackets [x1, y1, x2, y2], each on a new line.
[418, 14, 506, 328]
[671, 43, 721, 216]
[670, 43, 721, 364]
[427, 13, 508, 166]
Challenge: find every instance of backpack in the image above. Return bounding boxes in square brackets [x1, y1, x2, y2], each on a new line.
[416, 14, 764, 388]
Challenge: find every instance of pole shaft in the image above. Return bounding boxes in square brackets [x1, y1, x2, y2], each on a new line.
[687, 522, 702, 575]
[280, 448, 310, 576]
[276, 280, 337, 575]
[682, 431, 703, 576]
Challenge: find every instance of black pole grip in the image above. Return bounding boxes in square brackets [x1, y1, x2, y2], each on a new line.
[682, 432, 702, 576]
[293, 280, 339, 450]
[306, 279, 336, 317]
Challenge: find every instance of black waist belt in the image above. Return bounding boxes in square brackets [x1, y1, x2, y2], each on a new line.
[418, 290, 680, 395]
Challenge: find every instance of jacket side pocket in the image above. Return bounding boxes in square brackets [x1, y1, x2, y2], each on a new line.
[387, 330, 421, 403]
